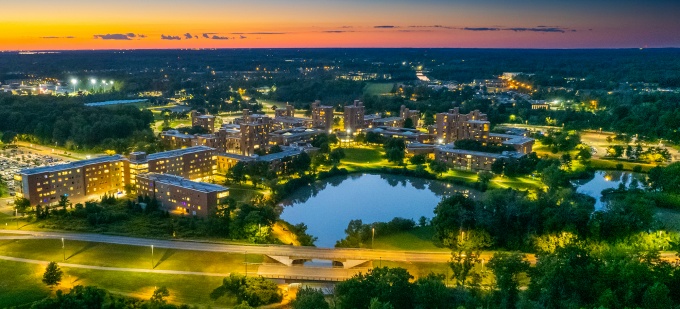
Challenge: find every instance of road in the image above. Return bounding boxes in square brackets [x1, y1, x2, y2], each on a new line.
[13, 141, 97, 161]
[0, 229, 452, 263]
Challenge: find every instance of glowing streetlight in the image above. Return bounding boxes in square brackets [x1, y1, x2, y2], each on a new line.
[70, 79, 78, 93]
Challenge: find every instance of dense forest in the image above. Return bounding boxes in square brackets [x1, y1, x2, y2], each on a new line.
[0, 94, 155, 153]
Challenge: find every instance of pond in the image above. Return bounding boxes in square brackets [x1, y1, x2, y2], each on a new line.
[574, 170, 646, 210]
[279, 173, 477, 248]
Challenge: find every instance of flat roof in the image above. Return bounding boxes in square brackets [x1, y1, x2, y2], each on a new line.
[257, 149, 302, 162]
[145, 146, 213, 161]
[18, 155, 126, 175]
[161, 130, 194, 139]
[138, 173, 227, 193]
[467, 120, 490, 124]
[84, 99, 148, 107]
[217, 153, 256, 161]
[374, 117, 403, 122]
[489, 133, 535, 145]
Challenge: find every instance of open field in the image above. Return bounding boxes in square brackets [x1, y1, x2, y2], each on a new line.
[363, 83, 395, 96]
[372, 226, 447, 252]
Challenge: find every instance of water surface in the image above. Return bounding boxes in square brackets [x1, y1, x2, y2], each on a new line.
[280, 173, 476, 248]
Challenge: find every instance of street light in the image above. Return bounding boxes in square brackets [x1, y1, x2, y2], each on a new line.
[150, 245, 154, 269]
[61, 237, 65, 261]
[70, 79, 78, 93]
[90, 79, 96, 91]
[372, 227, 375, 249]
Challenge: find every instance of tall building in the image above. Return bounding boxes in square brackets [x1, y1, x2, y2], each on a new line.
[235, 110, 273, 155]
[311, 100, 334, 132]
[435, 108, 490, 143]
[15, 155, 129, 206]
[343, 100, 365, 132]
[160, 130, 194, 149]
[191, 111, 216, 133]
[274, 104, 295, 118]
[400, 105, 420, 127]
[135, 173, 228, 217]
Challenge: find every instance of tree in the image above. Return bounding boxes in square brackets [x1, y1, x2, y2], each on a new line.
[291, 287, 329, 309]
[429, 160, 448, 175]
[432, 194, 476, 242]
[403, 118, 414, 129]
[149, 286, 170, 305]
[413, 273, 451, 309]
[42, 261, 63, 288]
[409, 154, 427, 165]
[227, 162, 248, 184]
[477, 171, 493, 191]
[384, 138, 406, 164]
[268, 144, 283, 154]
[30, 285, 106, 309]
[329, 148, 346, 166]
[487, 252, 530, 309]
[58, 195, 70, 211]
[290, 152, 312, 176]
[14, 197, 31, 215]
[335, 267, 413, 309]
[0, 131, 17, 144]
[369, 298, 394, 309]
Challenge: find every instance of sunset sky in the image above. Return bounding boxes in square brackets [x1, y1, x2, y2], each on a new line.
[2, 0, 679, 50]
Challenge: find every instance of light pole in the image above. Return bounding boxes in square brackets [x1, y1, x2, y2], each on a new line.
[61, 237, 65, 261]
[90, 79, 96, 92]
[151, 245, 154, 269]
[372, 227, 375, 249]
[70, 79, 78, 93]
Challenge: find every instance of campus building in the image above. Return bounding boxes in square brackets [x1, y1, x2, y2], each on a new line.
[191, 111, 216, 132]
[128, 146, 216, 183]
[160, 130, 194, 149]
[434, 145, 524, 171]
[135, 173, 228, 217]
[435, 108, 490, 143]
[311, 100, 334, 131]
[400, 105, 420, 127]
[343, 100, 365, 132]
[14, 155, 129, 206]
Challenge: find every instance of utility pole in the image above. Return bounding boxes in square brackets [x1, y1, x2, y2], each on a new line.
[151, 245, 154, 269]
[61, 238, 65, 261]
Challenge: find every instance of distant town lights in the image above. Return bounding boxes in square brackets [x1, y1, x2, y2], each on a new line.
[90, 79, 97, 84]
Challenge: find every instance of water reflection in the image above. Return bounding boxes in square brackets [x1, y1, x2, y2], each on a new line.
[574, 171, 646, 211]
[280, 173, 477, 248]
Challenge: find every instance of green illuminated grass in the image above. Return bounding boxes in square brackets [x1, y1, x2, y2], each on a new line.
[364, 83, 395, 96]
[371, 226, 447, 252]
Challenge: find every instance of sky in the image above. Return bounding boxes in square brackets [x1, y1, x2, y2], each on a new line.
[1, 0, 679, 50]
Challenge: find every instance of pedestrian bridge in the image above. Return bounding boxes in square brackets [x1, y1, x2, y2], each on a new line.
[265, 255, 370, 269]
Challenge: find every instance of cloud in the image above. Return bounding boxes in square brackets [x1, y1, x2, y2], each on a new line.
[202, 33, 216, 38]
[211, 35, 230, 40]
[240, 35, 247, 39]
[460, 26, 574, 33]
[161, 34, 182, 40]
[374, 25, 397, 28]
[41, 36, 75, 39]
[93, 33, 143, 40]
[231, 32, 285, 35]
[322, 30, 353, 33]
[506, 27, 566, 33]
[184, 33, 198, 39]
[408, 25, 454, 29]
[463, 27, 501, 31]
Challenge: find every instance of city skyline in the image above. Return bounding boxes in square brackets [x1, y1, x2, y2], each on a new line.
[2, 0, 679, 50]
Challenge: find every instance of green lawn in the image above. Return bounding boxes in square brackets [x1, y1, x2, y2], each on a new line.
[0, 239, 266, 307]
[0, 259, 239, 308]
[0, 239, 261, 273]
[363, 83, 395, 96]
[372, 226, 447, 252]
[341, 147, 384, 164]
[0, 259, 50, 308]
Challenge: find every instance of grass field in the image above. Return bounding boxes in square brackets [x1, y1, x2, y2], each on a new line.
[0, 239, 264, 307]
[0, 259, 239, 308]
[372, 226, 447, 252]
[363, 83, 395, 96]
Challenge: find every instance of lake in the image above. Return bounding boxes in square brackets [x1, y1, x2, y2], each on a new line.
[279, 173, 477, 248]
[574, 170, 646, 210]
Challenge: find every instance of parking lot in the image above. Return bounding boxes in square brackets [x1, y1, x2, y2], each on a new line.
[0, 146, 74, 195]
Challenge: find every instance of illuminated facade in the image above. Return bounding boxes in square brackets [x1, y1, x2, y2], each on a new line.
[311, 100, 334, 131]
[135, 173, 228, 217]
[435, 108, 490, 143]
[15, 155, 128, 206]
